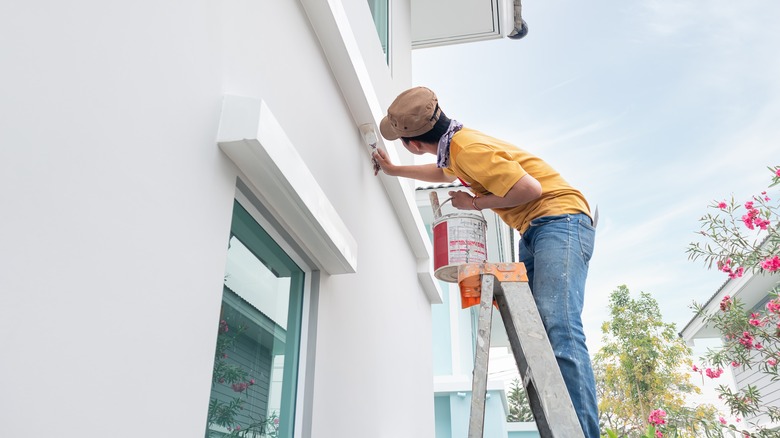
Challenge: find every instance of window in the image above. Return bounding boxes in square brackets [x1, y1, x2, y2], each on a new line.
[367, 0, 389, 63]
[205, 201, 305, 437]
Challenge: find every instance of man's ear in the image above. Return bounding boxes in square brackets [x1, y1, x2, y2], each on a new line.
[408, 139, 430, 154]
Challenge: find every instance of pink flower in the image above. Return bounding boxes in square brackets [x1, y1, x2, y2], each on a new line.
[761, 255, 780, 272]
[718, 201, 728, 209]
[719, 416, 727, 425]
[776, 168, 780, 178]
[655, 430, 663, 438]
[706, 368, 724, 379]
[741, 202, 761, 230]
[749, 313, 765, 327]
[720, 295, 732, 311]
[249, 379, 255, 385]
[767, 299, 780, 313]
[768, 358, 777, 367]
[235, 425, 241, 431]
[728, 266, 744, 279]
[739, 331, 755, 350]
[731, 361, 740, 367]
[231, 382, 249, 392]
[740, 198, 770, 230]
[692, 365, 700, 372]
[719, 261, 745, 279]
[648, 409, 667, 426]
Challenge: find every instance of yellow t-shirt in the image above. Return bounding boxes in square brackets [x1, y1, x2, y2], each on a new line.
[442, 127, 590, 233]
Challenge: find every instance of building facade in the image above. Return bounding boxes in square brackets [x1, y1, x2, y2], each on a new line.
[0, 1, 525, 437]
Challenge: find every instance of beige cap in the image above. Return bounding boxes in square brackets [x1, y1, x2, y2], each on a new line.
[379, 87, 441, 140]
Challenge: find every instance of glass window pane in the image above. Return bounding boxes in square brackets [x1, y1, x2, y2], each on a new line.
[368, 0, 389, 62]
[206, 201, 304, 438]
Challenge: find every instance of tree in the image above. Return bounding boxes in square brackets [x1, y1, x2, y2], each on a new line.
[506, 378, 534, 422]
[687, 165, 780, 437]
[594, 285, 719, 437]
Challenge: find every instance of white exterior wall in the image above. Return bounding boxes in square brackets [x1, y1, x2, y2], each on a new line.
[0, 1, 434, 437]
[732, 353, 780, 428]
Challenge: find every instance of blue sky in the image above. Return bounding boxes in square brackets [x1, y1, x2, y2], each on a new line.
[412, 0, 780, 356]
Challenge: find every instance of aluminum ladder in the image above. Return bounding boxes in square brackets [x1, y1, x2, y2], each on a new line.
[458, 262, 585, 438]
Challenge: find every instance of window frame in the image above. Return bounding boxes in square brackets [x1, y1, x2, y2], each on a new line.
[367, 0, 391, 66]
[222, 188, 315, 438]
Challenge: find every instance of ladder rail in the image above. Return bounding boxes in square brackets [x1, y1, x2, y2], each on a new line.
[467, 274, 495, 438]
[494, 280, 584, 437]
[461, 263, 585, 438]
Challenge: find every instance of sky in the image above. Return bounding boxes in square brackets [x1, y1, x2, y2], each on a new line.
[411, 0, 780, 407]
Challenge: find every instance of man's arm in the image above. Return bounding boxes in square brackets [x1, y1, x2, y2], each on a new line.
[449, 174, 542, 211]
[373, 148, 456, 183]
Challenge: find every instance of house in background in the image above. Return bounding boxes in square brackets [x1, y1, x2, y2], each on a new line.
[0, 0, 528, 437]
[681, 270, 780, 433]
[416, 184, 540, 438]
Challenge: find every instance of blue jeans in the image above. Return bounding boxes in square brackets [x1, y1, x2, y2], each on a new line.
[518, 213, 599, 438]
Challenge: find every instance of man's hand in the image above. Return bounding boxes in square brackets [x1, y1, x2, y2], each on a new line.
[372, 148, 395, 176]
[447, 174, 542, 211]
[372, 148, 456, 183]
[449, 190, 477, 210]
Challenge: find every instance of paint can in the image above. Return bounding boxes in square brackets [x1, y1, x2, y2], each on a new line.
[432, 211, 487, 283]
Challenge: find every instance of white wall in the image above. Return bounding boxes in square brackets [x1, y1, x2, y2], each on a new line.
[0, 1, 433, 437]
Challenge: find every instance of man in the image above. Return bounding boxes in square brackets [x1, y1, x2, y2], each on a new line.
[373, 86, 599, 438]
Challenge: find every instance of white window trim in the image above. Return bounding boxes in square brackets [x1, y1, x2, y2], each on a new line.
[218, 95, 357, 275]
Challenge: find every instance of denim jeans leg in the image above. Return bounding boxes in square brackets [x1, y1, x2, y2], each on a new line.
[518, 213, 599, 438]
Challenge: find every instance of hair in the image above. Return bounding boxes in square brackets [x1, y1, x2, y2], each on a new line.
[401, 110, 451, 144]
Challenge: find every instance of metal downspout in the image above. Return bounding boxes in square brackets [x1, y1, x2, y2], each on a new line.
[507, 0, 529, 40]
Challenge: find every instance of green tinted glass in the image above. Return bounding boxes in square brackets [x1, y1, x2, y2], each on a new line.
[206, 201, 304, 438]
[368, 0, 389, 63]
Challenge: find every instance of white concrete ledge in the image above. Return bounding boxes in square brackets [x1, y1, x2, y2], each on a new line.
[300, 0, 442, 303]
[217, 95, 357, 275]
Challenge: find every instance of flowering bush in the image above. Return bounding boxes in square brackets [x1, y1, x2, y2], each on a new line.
[689, 166, 780, 277]
[686, 165, 780, 437]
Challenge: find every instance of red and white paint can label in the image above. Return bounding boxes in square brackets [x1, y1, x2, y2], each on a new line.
[433, 213, 487, 283]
